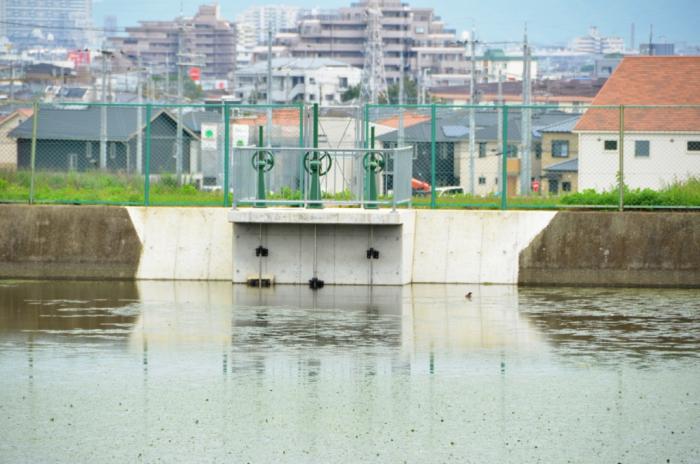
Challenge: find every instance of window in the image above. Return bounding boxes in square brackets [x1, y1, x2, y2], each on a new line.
[309, 77, 316, 84]
[338, 77, 348, 88]
[604, 140, 618, 151]
[478, 176, 486, 185]
[635, 140, 650, 157]
[507, 144, 518, 158]
[549, 179, 559, 194]
[534, 142, 542, 159]
[688, 141, 700, 152]
[552, 140, 569, 158]
[562, 181, 572, 192]
[478, 142, 487, 158]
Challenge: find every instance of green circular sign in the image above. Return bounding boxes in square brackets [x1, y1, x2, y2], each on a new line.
[204, 129, 214, 138]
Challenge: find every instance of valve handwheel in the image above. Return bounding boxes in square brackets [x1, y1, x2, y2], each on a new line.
[303, 151, 333, 176]
[251, 150, 275, 172]
[363, 151, 385, 173]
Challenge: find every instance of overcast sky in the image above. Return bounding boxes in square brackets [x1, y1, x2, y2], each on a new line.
[93, 0, 700, 46]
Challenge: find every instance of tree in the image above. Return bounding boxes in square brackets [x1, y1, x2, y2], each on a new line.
[384, 78, 419, 104]
[341, 84, 360, 102]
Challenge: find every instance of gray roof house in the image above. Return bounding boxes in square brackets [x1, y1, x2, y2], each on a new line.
[10, 106, 198, 174]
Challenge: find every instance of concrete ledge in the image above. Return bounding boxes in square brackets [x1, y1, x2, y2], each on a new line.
[229, 207, 412, 225]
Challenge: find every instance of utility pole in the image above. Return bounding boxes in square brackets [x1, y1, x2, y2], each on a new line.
[520, 25, 532, 195]
[266, 23, 273, 147]
[468, 28, 477, 195]
[165, 56, 170, 97]
[648, 24, 654, 55]
[398, 9, 407, 147]
[497, 70, 504, 191]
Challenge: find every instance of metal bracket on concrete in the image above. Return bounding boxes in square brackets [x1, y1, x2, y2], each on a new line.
[366, 248, 380, 259]
[308, 277, 325, 290]
[255, 246, 269, 257]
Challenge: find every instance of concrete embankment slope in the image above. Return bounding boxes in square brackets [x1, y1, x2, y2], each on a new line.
[519, 211, 700, 287]
[0, 205, 698, 287]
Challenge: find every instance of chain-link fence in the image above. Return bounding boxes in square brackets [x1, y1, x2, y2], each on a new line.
[1, 101, 698, 209]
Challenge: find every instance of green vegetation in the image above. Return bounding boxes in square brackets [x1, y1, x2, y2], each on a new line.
[0, 170, 224, 205]
[2, 170, 699, 208]
[561, 177, 700, 207]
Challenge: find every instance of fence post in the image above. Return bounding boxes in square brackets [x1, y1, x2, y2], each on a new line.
[501, 104, 509, 210]
[618, 105, 625, 212]
[29, 100, 39, 204]
[144, 104, 152, 206]
[430, 103, 437, 209]
[223, 103, 230, 207]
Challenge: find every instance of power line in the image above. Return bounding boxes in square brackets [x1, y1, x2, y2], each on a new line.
[0, 19, 126, 33]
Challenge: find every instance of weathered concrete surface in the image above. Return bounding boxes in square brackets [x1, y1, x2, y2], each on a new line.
[519, 211, 700, 287]
[412, 210, 557, 284]
[0, 205, 141, 279]
[126, 207, 232, 280]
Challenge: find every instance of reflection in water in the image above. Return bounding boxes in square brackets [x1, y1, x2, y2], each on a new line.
[0, 281, 699, 463]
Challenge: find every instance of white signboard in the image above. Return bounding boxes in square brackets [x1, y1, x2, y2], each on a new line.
[201, 123, 218, 150]
[232, 124, 250, 147]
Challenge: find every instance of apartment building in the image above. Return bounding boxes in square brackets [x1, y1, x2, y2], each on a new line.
[0, 0, 93, 49]
[233, 57, 361, 104]
[235, 5, 303, 68]
[571, 27, 625, 55]
[109, 4, 236, 81]
[254, 0, 468, 85]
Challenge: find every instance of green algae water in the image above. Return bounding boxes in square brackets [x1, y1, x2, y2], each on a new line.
[1, 281, 699, 463]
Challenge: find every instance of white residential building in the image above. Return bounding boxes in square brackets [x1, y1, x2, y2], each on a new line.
[572, 27, 625, 55]
[235, 5, 302, 67]
[233, 57, 361, 104]
[575, 56, 700, 191]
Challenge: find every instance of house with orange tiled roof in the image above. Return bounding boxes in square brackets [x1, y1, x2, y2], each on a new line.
[575, 56, 700, 191]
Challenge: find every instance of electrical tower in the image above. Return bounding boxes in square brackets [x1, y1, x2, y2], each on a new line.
[360, 0, 388, 104]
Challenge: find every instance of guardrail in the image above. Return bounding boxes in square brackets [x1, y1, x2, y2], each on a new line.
[232, 145, 413, 209]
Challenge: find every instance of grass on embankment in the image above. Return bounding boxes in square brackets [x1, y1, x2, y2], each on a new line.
[0, 170, 225, 205]
[2, 170, 700, 208]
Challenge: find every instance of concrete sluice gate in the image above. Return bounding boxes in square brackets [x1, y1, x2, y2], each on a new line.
[229, 209, 415, 288]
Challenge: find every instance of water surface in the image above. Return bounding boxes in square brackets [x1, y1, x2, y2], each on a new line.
[1, 281, 699, 463]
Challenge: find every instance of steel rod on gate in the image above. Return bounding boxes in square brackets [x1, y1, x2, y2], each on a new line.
[430, 104, 437, 209]
[307, 103, 323, 209]
[501, 105, 509, 210]
[29, 100, 39, 204]
[618, 105, 625, 212]
[144, 104, 152, 206]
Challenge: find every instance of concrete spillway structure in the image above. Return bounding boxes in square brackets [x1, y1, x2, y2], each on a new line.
[229, 208, 415, 286]
[1, 205, 699, 287]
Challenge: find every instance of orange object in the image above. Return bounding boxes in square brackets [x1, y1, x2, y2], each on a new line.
[412, 178, 431, 192]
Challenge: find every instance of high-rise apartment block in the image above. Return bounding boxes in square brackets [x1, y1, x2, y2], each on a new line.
[254, 0, 469, 86]
[109, 4, 236, 80]
[0, 0, 93, 49]
[571, 27, 625, 55]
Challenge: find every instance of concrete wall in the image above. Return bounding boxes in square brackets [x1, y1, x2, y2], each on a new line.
[519, 211, 700, 287]
[412, 210, 556, 284]
[1, 205, 698, 287]
[0, 205, 141, 279]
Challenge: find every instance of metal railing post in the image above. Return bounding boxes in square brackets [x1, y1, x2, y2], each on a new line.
[501, 104, 509, 210]
[618, 104, 625, 212]
[29, 100, 39, 204]
[144, 104, 152, 206]
[430, 103, 437, 209]
[223, 103, 230, 207]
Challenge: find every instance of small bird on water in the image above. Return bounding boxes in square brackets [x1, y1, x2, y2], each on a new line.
[465, 292, 472, 300]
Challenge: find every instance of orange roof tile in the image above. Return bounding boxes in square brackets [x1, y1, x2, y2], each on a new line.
[375, 112, 430, 128]
[575, 56, 700, 132]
